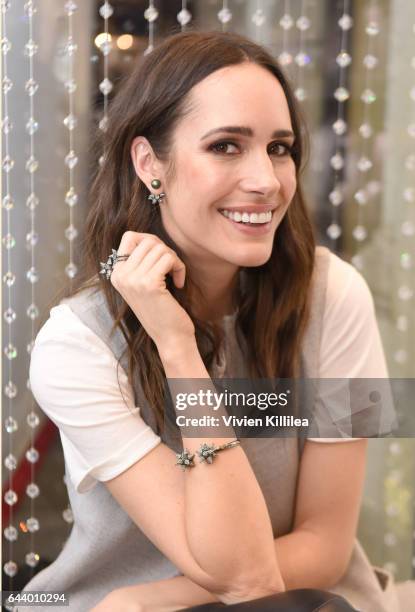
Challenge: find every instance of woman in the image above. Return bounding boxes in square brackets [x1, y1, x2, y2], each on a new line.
[23, 31, 397, 611]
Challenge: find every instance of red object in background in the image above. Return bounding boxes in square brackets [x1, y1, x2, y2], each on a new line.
[2, 419, 58, 524]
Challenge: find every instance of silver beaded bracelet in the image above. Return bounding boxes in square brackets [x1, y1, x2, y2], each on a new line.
[175, 439, 241, 471]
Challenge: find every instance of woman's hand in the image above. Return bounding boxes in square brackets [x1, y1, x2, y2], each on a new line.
[89, 583, 185, 612]
[110, 231, 195, 351]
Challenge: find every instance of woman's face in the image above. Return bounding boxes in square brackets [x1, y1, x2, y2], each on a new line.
[150, 62, 297, 270]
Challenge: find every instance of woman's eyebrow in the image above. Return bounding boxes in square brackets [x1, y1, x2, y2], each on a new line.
[200, 126, 295, 140]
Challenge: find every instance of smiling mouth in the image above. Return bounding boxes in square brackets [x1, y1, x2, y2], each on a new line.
[218, 209, 273, 225]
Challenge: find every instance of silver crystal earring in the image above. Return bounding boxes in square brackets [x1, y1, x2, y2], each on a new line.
[147, 178, 166, 205]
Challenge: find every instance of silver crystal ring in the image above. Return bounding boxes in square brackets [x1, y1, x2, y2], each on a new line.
[99, 249, 130, 280]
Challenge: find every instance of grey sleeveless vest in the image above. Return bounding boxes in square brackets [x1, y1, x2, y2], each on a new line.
[21, 246, 398, 612]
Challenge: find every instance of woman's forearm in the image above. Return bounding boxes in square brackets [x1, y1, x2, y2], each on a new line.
[158, 338, 284, 596]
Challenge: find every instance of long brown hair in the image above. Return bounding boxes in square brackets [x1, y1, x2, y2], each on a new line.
[54, 30, 316, 435]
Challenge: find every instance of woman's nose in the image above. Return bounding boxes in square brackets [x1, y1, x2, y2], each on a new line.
[240, 154, 282, 196]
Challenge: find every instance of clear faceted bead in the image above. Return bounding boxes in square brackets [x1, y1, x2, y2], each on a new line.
[65, 224, 78, 241]
[217, 8, 232, 23]
[296, 16, 310, 31]
[326, 223, 342, 240]
[26, 193, 39, 210]
[5, 416, 18, 433]
[359, 122, 373, 138]
[26, 230, 39, 246]
[3, 233, 15, 249]
[336, 51, 351, 68]
[295, 88, 307, 101]
[352, 225, 367, 241]
[26, 447, 39, 463]
[4, 489, 18, 505]
[398, 285, 413, 301]
[26, 155, 39, 173]
[366, 22, 379, 36]
[3, 270, 16, 287]
[330, 153, 344, 170]
[25, 552, 40, 568]
[26, 517, 40, 532]
[329, 189, 343, 206]
[252, 9, 266, 27]
[24, 39, 38, 57]
[278, 52, 293, 66]
[26, 117, 39, 135]
[99, 2, 113, 19]
[400, 252, 412, 269]
[63, 114, 77, 130]
[65, 262, 78, 278]
[4, 453, 17, 470]
[334, 87, 349, 102]
[99, 78, 113, 95]
[99, 38, 112, 56]
[357, 156, 373, 172]
[394, 350, 407, 364]
[26, 266, 39, 283]
[332, 119, 347, 135]
[65, 151, 78, 169]
[361, 88, 376, 104]
[363, 54, 378, 69]
[26, 482, 40, 498]
[396, 315, 408, 332]
[2, 155, 14, 172]
[2, 116, 13, 133]
[4, 525, 18, 541]
[295, 52, 310, 67]
[63, 507, 74, 523]
[27, 303, 39, 320]
[3, 561, 18, 577]
[24, 1, 37, 17]
[354, 189, 368, 205]
[401, 221, 414, 236]
[177, 8, 191, 26]
[64, 0, 78, 15]
[2, 195, 14, 210]
[99, 155, 105, 166]
[25, 78, 39, 96]
[4, 307, 16, 323]
[27, 411, 40, 428]
[65, 36, 78, 56]
[144, 6, 158, 22]
[404, 187, 415, 202]
[280, 13, 294, 30]
[64, 79, 77, 93]
[65, 187, 78, 206]
[3, 76, 13, 93]
[1, 37, 11, 54]
[99, 116, 108, 132]
[4, 344, 17, 360]
[338, 14, 353, 30]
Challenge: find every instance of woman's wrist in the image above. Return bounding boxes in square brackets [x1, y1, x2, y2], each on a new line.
[156, 335, 199, 367]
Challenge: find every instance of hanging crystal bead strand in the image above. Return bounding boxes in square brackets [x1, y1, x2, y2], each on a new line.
[64, 1, 79, 281]
[350, 0, 381, 268]
[23, 0, 41, 573]
[217, 0, 232, 33]
[393, 18, 415, 371]
[2, 0, 19, 586]
[326, 0, 353, 246]
[294, 0, 311, 103]
[144, 0, 159, 56]
[98, 0, 113, 155]
[278, 0, 294, 71]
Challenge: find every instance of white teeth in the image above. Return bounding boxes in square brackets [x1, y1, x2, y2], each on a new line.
[220, 210, 272, 224]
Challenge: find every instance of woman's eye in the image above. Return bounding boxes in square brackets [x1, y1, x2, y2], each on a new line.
[209, 141, 292, 157]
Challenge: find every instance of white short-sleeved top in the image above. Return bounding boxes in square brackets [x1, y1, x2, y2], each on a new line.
[29, 252, 388, 494]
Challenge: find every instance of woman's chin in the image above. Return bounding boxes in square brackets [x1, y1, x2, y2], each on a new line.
[230, 248, 273, 268]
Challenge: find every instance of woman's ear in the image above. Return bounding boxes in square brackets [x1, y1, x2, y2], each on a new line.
[130, 136, 163, 190]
